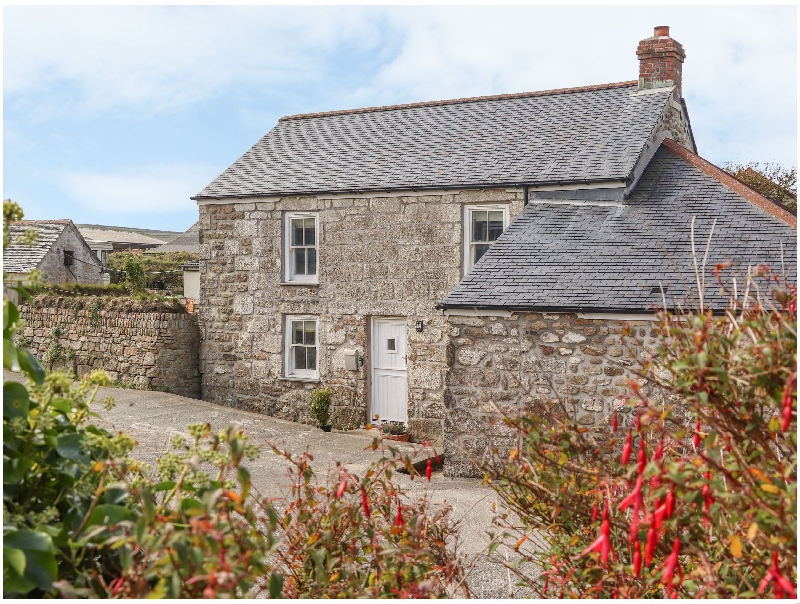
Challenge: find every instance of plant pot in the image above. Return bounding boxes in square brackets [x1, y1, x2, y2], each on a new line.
[382, 433, 409, 442]
[320, 425, 332, 432]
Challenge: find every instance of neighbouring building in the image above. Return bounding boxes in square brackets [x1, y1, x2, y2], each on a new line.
[192, 26, 797, 476]
[77, 227, 167, 251]
[4, 220, 104, 293]
[149, 221, 200, 254]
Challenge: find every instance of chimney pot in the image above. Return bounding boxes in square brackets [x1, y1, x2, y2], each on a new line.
[654, 25, 670, 37]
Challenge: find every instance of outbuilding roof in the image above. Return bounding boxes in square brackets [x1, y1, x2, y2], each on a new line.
[195, 82, 674, 199]
[149, 222, 199, 254]
[4, 221, 70, 274]
[440, 143, 797, 313]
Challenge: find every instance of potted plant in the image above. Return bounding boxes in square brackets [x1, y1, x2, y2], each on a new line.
[310, 387, 332, 432]
[381, 422, 410, 442]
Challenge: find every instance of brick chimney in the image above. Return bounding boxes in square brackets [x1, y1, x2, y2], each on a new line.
[636, 26, 685, 99]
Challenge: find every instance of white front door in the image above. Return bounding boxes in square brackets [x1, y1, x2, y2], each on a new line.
[371, 318, 408, 423]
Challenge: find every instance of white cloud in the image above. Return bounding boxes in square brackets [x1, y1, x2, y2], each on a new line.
[5, 6, 796, 164]
[60, 164, 215, 215]
[4, 6, 384, 116]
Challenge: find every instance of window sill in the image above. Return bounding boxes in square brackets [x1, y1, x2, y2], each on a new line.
[280, 282, 320, 287]
[278, 376, 321, 383]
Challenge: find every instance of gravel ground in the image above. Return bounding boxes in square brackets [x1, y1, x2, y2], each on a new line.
[5, 371, 542, 597]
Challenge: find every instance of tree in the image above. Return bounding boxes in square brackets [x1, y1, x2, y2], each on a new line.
[723, 162, 797, 212]
[485, 266, 796, 598]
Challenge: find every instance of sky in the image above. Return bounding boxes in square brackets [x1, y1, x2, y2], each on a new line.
[3, 5, 797, 233]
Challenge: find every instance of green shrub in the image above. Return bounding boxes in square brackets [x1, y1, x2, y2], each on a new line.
[310, 387, 332, 426]
[107, 250, 197, 293]
[485, 268, 796, 598]
[26, 282, 129, 298]
[123, 255, 147, 294]
[4, 296, 462, 598]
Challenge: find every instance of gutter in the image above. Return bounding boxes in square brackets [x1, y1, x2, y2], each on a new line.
[436, 303, 728, 316]
[191, 177, 627, 202]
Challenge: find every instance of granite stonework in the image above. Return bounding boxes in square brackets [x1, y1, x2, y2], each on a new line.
[443, 312, 669, 477]
[197, 190, 525, 435]
[19, 301, 201, 398]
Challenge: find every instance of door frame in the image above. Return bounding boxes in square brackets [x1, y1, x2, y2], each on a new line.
[369, 316, 408, 424]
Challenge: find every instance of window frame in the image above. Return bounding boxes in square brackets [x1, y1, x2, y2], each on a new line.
[284, 212, 319, 284]
[284, 315, 320, 380]
[462, 204, 510, 274]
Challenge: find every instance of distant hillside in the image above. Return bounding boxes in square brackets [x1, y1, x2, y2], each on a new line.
[75, 224, 183, 243]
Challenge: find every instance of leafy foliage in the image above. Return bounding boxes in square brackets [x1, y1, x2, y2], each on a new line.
[486, 267, 796, 598]
[122, 254, 147, 294]
[381, 422, 408, 435]
[107, 250, 197, 293]
[4, 293, 461, 597]
[310, 386, 332, 426]
[26, 282, 130, 298]
[3, 199, 37, 250]
[270, 441, 465, 598]
[723, 162, 797, 212]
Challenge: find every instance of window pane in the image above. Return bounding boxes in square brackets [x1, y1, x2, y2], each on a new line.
[294, 346, 307, 370]
[307, 248, 317, 275]
[387, 338, 396, 351]
[471, 211, 488, 242]
[304, 218, 316, 246]
[488, 211, 504, 241]
[292, 321, 304, 344]
[307, 346, 317, 370]
[294, 248, 306, 275]
[473, 244, 491, 264]
[292, 219, 305, 246]
[304, 321, 316, 345]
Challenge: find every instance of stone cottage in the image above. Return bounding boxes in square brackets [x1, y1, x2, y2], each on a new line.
[4, 220, 104, 290]
[192, 26, 797, 476]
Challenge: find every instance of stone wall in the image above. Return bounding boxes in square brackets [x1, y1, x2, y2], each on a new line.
[197, 189, 525, 439]
[444, 312, 667, 477]
[19, 300, 201, 398]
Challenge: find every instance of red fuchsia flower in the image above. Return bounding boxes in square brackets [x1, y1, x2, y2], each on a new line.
[433, 447, 441, 464]
[654, 440, 664, 462]
[638, 439, 647, 473]
[618, 474, 643, 512]
[660, 537, 682, 589]
[665, 489, 675, 519]
[781, 374, 795, 432]
[644, 521, 658, 567]
[758, 551, 797, 598]
[591, 502, 598, 523]
[360, 486, 371, 519]
[395, 504, 405, 527]
[581, 497, 613, 565]
[693, 420, 702, 448]
[633, 540, 642, 577]
[612, 411, 618, 433]
[621, 432, 633, 465]
[426, 458, 433, 481]
[336, 474, 348, 498]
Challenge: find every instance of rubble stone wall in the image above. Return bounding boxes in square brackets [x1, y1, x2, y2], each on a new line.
[197, 189, 525, 439]
[444, 311, 665, 477]
[19, 302, 201, 398]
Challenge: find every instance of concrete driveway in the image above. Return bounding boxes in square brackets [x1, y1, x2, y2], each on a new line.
[4, 372, 537, 597]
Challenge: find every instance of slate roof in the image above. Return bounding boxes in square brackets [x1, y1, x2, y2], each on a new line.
[195, 82, 674, 199]
[77, 228, 166, 246]
[440, 145, 797, 313]
[149, 222, 199, 254]
[4, 221, 70, 273]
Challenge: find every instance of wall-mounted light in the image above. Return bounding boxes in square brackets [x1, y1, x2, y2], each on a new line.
[415, 320, 424, 332]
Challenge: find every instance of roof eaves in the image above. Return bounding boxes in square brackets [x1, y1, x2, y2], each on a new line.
[661, 139, 797, 228]
[278, 80, 638, 122]
[192, 176, 629, 201]
[436, 302, 728, 316]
